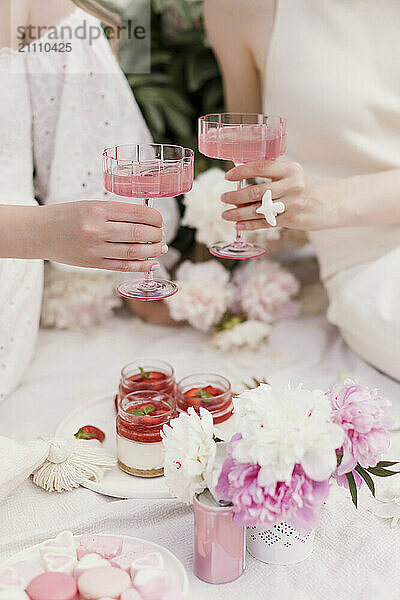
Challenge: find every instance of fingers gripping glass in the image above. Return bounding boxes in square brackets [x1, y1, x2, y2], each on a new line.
[198, 113, 287, 260]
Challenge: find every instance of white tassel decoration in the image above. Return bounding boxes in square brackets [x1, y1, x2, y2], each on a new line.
[32, 437, 116, 493]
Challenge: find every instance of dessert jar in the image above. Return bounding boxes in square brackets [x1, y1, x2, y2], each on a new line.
[116, 391, 177, 477]
[176, 373, 235, 440]
[115, 359, 175, 411]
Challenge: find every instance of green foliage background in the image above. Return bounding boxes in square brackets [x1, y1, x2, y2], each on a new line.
[101, 0, 224, 173]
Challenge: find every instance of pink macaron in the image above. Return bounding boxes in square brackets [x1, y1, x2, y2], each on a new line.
[78, 567, 131, 599]
[26, 572, 78, 600]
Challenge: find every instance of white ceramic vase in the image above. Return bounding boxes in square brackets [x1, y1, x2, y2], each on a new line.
[247, 522, 315, 565]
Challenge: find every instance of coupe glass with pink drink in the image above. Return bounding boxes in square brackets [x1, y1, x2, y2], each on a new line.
[198, 113, 287, 259]
[103, 143, 194, 300]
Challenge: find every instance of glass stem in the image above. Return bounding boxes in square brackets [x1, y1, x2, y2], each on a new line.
[141, 199, 157, 289]
[235, 179, 245, 244]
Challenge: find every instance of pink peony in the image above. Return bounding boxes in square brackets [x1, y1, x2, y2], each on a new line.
[216, 435, 329, 534]
[327, 380, 392, 487]
[231, 259, 300, 324]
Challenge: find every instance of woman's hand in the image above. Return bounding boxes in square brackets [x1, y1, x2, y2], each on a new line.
[221, 160, 338, 232]
[42, 201, 167, 271]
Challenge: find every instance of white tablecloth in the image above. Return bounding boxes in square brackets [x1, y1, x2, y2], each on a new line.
[1, 313, 399, 599]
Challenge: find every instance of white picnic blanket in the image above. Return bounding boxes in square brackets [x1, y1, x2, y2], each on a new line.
[0, 313, 399, 599]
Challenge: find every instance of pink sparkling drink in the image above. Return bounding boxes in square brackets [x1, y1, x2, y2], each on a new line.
[198, 113, 287, 260]
[103, 144, 194, 301]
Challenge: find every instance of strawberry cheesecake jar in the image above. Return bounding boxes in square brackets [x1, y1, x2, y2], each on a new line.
[176, 373, 235, 440]
[115, 359, 175, 410]
[116, 390, 177, 477]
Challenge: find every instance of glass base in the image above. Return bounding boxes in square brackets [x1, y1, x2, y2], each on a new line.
[209, 241, 265, 260]
[117, 279, 178, 301]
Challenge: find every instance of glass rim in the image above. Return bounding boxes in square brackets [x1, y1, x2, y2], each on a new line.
[177, 372, 231, 401]
[198, 113, 287, 126]
[103, 143, 194, 163]
[119, 390, 176, 420]
[121, 358, 175, 381]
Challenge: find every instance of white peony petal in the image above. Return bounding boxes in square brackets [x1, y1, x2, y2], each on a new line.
[302, 449, 337, 481]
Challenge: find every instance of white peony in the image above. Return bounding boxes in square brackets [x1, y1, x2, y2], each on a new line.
[41, 264, 122, 329]
[211, 320, 271, 352]
[166, 260, 233, 332]
[182, 168, 237, 247]
[183, 168, 282, 248]
[233, 383, 344, 484]
[162, 408, 217, 503]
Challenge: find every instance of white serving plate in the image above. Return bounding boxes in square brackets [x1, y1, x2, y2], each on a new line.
[1, 533, 189, 598]
[56, 396, 172, 499]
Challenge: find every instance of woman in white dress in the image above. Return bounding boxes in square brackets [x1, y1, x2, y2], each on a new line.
[0, 0, 179, 398]
[204, 0, 400, 381]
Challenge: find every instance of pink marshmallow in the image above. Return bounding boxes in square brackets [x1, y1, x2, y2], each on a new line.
[43, 553, 76, 576]
[78, 566, 131, 599]
[132, 569, 173, 600]
[26, 572, 78, 600]
[110, 549, 145, 573]
[73, 554, 111, 579]
[77, 535, 123, 560]
[39, 531, 76, 560]
[130, 553, 164, 579]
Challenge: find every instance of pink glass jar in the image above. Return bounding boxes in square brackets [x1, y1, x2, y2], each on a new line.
[177, 373, 235, 440]
[116, 391, 177, 478]
[115, 359, 175, 411]
[194, 490, 245, 584]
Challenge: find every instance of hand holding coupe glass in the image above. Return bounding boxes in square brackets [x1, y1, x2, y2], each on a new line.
[103, 113, 287, 301]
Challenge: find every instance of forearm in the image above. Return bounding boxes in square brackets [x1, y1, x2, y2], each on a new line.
[326, 169, 400, 227]
[0, 205, 47, 259]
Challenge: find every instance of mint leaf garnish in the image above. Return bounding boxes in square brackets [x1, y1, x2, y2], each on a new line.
[196, 389, 213, 401]
[139, 367, 150, 379]
[128, 405, 155, 416]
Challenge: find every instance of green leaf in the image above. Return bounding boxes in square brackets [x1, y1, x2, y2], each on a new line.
[196, 389, 213, 400]
[186, 51, 220, 92]
[345, 472, 358, 508]
[139, 367, 150, 379]
[355, 465, 375, 497]
[128, 405, 155, 416]
[367, 466, 399, 477]
[142, 103, 166, 137]
[376, 461, 399, 468]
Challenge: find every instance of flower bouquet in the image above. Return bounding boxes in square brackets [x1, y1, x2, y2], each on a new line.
[162, 379, 398, 571]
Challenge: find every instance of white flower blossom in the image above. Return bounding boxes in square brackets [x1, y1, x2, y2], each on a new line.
[211, 320, 270, 352]
[233, 383, 344, 484]
[182, 168, 237, 247]
[166, 260, 233, 331]
[162, 408, 217, 503]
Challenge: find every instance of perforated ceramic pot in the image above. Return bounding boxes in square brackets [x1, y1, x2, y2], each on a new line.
[246, 522, 315, 565]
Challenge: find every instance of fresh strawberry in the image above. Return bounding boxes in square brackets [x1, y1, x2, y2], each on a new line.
[203, 385, 223, 397]
[74, 425, 105, 443]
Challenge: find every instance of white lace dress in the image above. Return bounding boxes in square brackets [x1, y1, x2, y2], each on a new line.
[26, 8, 179, 329]
[0, 8, 180, 396]
[0, 49, 44, 401]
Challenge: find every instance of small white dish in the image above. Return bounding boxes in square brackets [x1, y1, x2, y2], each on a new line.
[55, 396, 172, 499]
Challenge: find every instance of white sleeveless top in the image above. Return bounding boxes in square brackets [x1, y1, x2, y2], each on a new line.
[264, 0, 400, 279]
